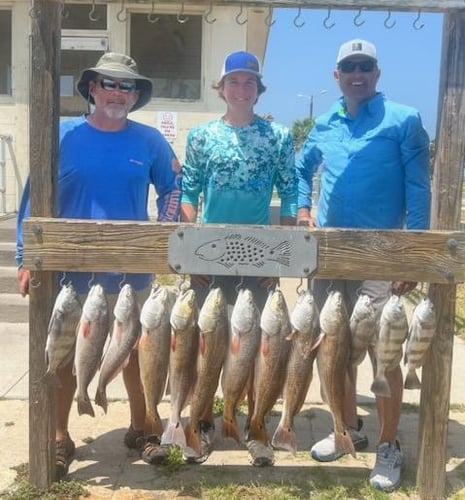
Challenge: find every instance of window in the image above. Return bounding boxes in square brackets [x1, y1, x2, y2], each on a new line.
[130, 13, 202, 100]
[0, 10, 12, 95]
[60, 3, 108, 115]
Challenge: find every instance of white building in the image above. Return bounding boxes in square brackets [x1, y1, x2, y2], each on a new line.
[0, 0, 270, 215]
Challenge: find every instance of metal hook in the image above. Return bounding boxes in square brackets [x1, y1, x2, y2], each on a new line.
[147, 0, 160, 23]
[59, 272, 67, 288]
[353, 8, 365, 27]
[60, 1, 69, 19]
[177, 2, 189, 24]
[323, 8, 335, 29]
[208, 275, 216, 291]
[235, 276, 245, 294]
[118, 273, 126, 290]
[293, 6, 305, 28]
[29, 0, 38, 18]
[235, 3, 248, 25]
[265, 5, 275, 27]
[89, 0, 100, 22]
[296, 278, 304, 295]
[204, 2, 216, 24]
[30, 272, 41, 289]
[116, 0, 127, 22]
[87, 273, 95, 289]
[384, 10, 396, 29]
[413, 9, 425, 30]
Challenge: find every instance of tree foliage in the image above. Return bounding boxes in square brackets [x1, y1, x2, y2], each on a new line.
[291, 117, 314, 152]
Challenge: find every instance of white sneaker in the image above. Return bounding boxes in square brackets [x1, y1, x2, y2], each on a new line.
[310, 418, 368, 462]
[369, 441, 403, 492]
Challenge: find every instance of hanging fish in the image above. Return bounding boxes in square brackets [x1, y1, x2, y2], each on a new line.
[404, 297, 436, 390]
[272, 289, 319, 454]
[44, 283, 82, 384]
[349, 294, 377, 367]
[371, 295, 408, 397]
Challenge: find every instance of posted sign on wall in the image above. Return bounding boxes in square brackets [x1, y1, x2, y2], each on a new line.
[157, 111, 178, 141]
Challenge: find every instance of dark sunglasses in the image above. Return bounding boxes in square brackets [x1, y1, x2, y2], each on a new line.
[338, 60, 377, 74]
[99, 78, 137, 93]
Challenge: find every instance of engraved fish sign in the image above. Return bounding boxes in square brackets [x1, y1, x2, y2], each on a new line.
[195, 233, 291, 268]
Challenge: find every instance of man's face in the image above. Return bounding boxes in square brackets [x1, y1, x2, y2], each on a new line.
[334, 57, 380, 104]
[221, 71, 259, 108]
[89, 77, 139, 120]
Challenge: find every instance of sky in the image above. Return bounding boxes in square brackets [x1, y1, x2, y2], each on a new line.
[255, 8, 443, 139]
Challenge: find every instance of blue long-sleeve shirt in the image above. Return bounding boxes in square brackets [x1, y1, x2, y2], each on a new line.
[297, 93, 431, 230]
[16, 115, 181, 293]
[182, 116, 297, 224]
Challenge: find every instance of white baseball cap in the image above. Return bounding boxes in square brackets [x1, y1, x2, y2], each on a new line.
[336, 39, 377, 64]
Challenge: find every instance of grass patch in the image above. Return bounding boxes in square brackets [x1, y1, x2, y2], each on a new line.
[1, 480, 87, 500]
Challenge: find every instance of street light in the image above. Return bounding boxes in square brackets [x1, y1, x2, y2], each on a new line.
[297, 90, 327, 120]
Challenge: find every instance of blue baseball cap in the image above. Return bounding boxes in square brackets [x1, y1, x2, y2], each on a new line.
[220, 51, 262, 80]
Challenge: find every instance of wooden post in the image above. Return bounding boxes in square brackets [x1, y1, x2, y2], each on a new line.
[417, 11, 465, 499]
[28, 0, 61, 488]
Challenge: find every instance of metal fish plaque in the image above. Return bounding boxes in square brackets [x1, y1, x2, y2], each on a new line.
[168, 225, 318, 278]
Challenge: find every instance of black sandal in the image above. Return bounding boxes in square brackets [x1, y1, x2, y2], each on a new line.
[55, 433, 76, 479]
[124, 424, 145, 450]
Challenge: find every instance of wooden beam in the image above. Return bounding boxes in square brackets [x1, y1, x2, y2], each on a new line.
[28, 0, 61, 489]
[417, 11, 465, 500]
[21, 218, 465, 284]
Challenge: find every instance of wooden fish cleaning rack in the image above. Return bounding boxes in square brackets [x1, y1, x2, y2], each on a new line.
[25, 1, 465, 498]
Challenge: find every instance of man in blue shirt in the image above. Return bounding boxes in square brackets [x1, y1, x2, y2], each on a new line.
[297, 39, 430, 491]
[16, 52, 181, 478]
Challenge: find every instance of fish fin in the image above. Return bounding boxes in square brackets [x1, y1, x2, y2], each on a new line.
[78, 319, 91, 339]
[335, 430, 356, 458]
[310, 332, 325, 351]
[170, 331, 176, 351]
[230, 330, 241, 355]
[94, 387, 108, 414]
[246, 417, 269, 445]
[222, 414, 241, 443]
[185, 421, 202, 455]
[261, 334, 270, 356]
[271, 424, 297, 454]
[77, 394, 95, 417]
[404, 368, 422, 390]
[138, 330, 149, 349]
[161, 420, 187, 448]
[370, 376, 391, 397]
[199, 331, 206, 355]
[285, 330, 297, 341]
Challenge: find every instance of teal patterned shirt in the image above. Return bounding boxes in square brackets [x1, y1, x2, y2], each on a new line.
[182, 115, 297, 224]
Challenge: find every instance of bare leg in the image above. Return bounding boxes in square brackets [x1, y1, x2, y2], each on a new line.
[123, 350, 146, 431]
[376, 365, 402, 444]
[56, 361, 76, 442]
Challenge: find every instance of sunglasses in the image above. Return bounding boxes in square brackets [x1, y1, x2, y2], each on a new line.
[338, 60, 377, 74]
[98, 79, 137, 93]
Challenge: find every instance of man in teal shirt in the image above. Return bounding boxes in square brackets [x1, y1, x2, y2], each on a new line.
[297, 39, 430, 492]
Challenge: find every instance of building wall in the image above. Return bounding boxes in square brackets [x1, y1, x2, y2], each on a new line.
[0, 0, 270, 214]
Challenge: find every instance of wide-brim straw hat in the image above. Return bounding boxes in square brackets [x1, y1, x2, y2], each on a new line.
[76, 52, 152, 112]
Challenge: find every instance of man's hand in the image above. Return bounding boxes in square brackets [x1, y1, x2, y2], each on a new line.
[391, 281, 417, 296]
[17, 267, 30, 297]
[297, 207, 316, 227]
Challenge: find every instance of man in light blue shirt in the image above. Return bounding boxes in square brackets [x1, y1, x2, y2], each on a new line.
[297, 39, 430, 492]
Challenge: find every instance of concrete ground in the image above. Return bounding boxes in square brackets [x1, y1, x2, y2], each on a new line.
[1, 257, 465, 497]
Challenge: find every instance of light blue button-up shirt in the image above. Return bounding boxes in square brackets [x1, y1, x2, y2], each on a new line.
[297, 93, 431, 230]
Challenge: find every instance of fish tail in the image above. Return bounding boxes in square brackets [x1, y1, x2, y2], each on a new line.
[222, 413, 241, 443]
[161, 420, 187, 448]
[404, 368, 422, 390]
[94, 387, 108, 414]
[335, 430, 356, 458]
[246, 417, 269, 445]
[184, 421, 202, 455]
[77, 394, 95, 417]
[370, 376, 391, 397]
[145, 411, 164, 438]
[271, 423, 296, 454]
